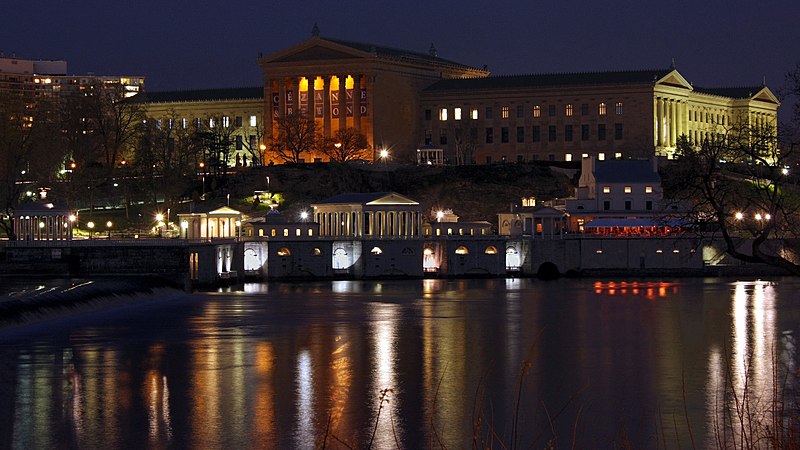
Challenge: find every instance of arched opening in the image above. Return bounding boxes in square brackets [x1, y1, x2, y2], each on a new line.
[537, 262, 560, 280]
[455, 246, 469, 255]
[244, 248, 261, 271]
[370, 246, 383, 255]
[333, 248, 349, 269]
[484, 246, 498, 254]
[277, 247, 291, 257]
[312, 247, 322, 256]
[505, 246, 520, 269]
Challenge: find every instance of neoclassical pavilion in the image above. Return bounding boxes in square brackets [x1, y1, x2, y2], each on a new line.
[13, 201, 74, 241]
[311, 192, 422, 239]
[178, 205, 244, 240]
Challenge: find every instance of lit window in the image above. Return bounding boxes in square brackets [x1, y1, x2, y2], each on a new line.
[565, 153, 572, 162]
[582, 153, 589, 159]
[250, 115, 257, 127]
[565, 104, 573, 117]
[599, 102, 607, 116]
[615, 102, 623, 115]
[615, 152, 622, 159]
[645, 186, 653, 193]
[277, 247, 291, 256]
[181, 118, 188, 129]
[454, 107, 462, 120]
[371, 246, 383, 255]
[471, 108, 478, 120]
[308, 229, 313, 236]
[603, 186, 611, 193]
[598, 153, 605, 160]
[295, 228, 301, 236]
[271, 229, 276, 237]
[222, 116, 230, 127]
[258, 229, 264, 236]
[283, 228, 289, 237]
[532, 105, 541, 118]
[439, 108, 448, 121]
[501, 106, 509, 119]
[313, 247, 322, 255]
[209, 118, 216, 128]
[484, 246, 498, 255]
[455, 246, 469, 255]
[624, 186, 632, 193]
[447, 228, 453, 235]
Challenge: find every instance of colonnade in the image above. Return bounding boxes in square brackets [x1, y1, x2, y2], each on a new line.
[266, 74, 370, 138]
[14, 214, 73, 241]
[653, 96, 688, 148]
[315, 210, 421, 238]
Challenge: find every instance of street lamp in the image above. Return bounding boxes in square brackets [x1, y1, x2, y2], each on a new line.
[87, 221, 95, 239]
[156, 213, 164, 237]
[106, 220, 113, 239]
[379, 149, 389, 160]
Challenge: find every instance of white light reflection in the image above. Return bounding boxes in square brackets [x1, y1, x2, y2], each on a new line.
[369, 302, 401, 448]
[294, 350, 315, 447]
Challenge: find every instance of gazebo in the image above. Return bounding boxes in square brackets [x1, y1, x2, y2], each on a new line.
[12, 201, 74, 241]
[178, 205, 244, 240]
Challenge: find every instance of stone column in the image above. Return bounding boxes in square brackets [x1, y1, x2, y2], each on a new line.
[338, 74, 347, 131]
[656, 98, 664, 147]
[653, 97, 659, 148]
[278, 78, 286, 118]
[669, 100, 677, 147]
[323, 76, 332, 137]
[307, 76, 315, 119]
[353, 74, 362, 131]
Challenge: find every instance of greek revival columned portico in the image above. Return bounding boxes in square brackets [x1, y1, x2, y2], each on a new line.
[311, 192, 422, 239]
[257, 27, 488, 164]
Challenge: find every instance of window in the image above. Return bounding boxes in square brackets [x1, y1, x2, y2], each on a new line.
[209, 118, 216, 128]
[532, 126, 541, 142]
[501, 127, 509, 143]
[645, 186, 653, 193]
[598, 124, 606, 141]
[548, 154, 555, 161]
[271, 229, 276, 237]
[235, 116, 243, 127]
[516, 105, 524, 118]
[598, 102, 607, 116]
[624, 186, 632, 193]
[646, 201, 653, 210]
[471, 108, 478, 120]
[195, 117, 202, 128]
[295, 228, 301, 236]
[439, 129, 447, 145]
[439, 108, 448, 121]
[548, 104, 556, 117]
[308, 229, 314, 236]
[548, 125, 556, 142]
[371, 246, 383, 255]
[625, 200, 632, 210]
[425, 109, 432, 120]
[486, 156, 492, 163]
[615, 123, 623, 140]
[516, 126, 525, 143]
[485, 107, 493, 119]
[455, 246, 469, 255]
[532, 105, 541, 117]
[615, 152, 622, 159]
[181, 118, 188, 129]
[283, 228, 289, 237]
[486, 128, 493, 143]
[313, 247, 322, 256]
[603, 201, 610, 210]
[517, 154, 524, 163]
[424, 129, 432, 145]
[454, 107, 462, 120]
[565, 104, 573, 117]
[236, 135, 243, 150]
[223, 116, 230, 127]
[565, 153, 572, 162]
[501, 106, 509, 119]
[581, 124, 589, 141]
[485, 246, 498, 254]
[250, 115, 257, 127]
[277, 247, 291, 256]
[581, 103, 589, 116]
[598, 152, 605, 161]
[615, 102, 623, 115]
[564, 125, 573, 142]
[603, 186, 611, 193]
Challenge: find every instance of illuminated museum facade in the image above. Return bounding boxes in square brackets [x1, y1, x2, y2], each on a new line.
[137, 31, 779, 165]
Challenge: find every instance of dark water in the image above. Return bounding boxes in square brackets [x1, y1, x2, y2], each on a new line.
[1, 277, 799, 449]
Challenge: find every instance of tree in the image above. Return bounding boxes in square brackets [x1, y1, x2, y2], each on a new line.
[450, 122, 477, 165]
[269, 114, 318, 163]
[240, 119, 266, 167]
[665, 120, 800, 274]
[319, 127, 370, 163]
[0, 93, 62, 238]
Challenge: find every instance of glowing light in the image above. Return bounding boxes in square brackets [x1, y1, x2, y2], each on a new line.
[379, 149, 389, 159]
[87, 221, 95, 229]
[106, 221, 113, 228]
[755, 213, 762, 221]
[300, 211, 308, 220]
[735, 212, 744, 220]
[69, 215, 76, 222]
[155, 213, 164, 222]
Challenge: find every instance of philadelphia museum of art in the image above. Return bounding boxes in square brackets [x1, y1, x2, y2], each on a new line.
[136, 28, 780, 166]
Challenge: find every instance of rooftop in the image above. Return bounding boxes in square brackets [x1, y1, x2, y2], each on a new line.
[593, 159, 661, 183]
[424, 68, 674, 91]
[129, 86, 263, 104]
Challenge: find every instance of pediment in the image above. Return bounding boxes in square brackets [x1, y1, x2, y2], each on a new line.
[655, 70, 692, 90]
[751, 86, 780, 105]
[261, 38, 371, 64]
[366, 193, 419, 205]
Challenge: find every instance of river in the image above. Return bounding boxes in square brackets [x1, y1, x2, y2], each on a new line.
[1, 277, 799, 449]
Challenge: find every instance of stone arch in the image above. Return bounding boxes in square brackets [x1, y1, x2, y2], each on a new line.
[537, 262, 560, 280]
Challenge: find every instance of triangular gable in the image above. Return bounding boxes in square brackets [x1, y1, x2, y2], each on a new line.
[530, 206, 566, 217]
[751, 86, 780, 105]
[209, 206, 243, 215]
[366, 192, 419, 205]
[655, 69, 692, 90]
[261, 38, 372, 64]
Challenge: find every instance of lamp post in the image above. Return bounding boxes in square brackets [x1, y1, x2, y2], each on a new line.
[87, 221, 95, 240]
[106, 220, 113, 239]
[156, 213, 164, 237]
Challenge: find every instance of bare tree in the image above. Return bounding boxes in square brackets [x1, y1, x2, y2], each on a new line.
[0, 93, 62, 238]
[666, 119, 800, 274]
[241, 119, 266, 166]
[269, 114, 318, 163]
[319, 127, 370, 163]
[450, 122, 477, 165]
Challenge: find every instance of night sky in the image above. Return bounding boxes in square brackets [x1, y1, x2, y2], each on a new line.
[3, 0, 798, 120]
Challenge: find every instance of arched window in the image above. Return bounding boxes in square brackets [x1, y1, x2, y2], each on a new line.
[371, 246, 383, 255]
[401, 247, 414, 255]
[423, 248, 434, 256]
[455, 246, 469, 255]
[484, 246, 498, 255]
[277, 247, 291, 256]
[312, 247, 322, 256]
